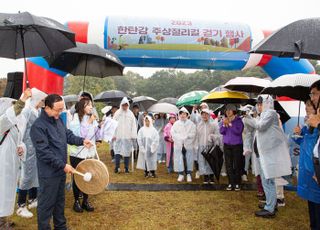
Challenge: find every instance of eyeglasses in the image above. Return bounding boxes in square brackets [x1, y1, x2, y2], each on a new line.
[309, 92, 320, 98]
[51, 107, 64, 113]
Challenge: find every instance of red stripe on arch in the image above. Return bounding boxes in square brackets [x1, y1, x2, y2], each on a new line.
[257, 54, 273, 67]
[67, 21, 89, 43]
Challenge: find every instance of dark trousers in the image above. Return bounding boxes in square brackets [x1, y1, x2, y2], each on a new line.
[224, 144, 243, 186]
[18, 187, 37, 206]
[256, 175, 264, 195]
[70, 156, 88, 202]
[38, 175, 67, 230]
[110, 149, 115, 159]
[115, 154, 129, 170]
[308, 201, 320, 230]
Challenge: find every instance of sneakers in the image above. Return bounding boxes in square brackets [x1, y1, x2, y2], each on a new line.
[125, 168, 130, 174]
[114, 168, 120, 173]
[226, 184, 233, 191]
[28, 199, 37, 209]
[187, 174, 192, 182]
[150, 171, 156, 178]
[277, 198, 286, 207]
[209, 175, 215, 184]
[258, 203, 278, 212]
[255, 209, 276, 218]
[161, 160, 166, 163]
[73, 200, 83, 213]
[16, 205, 33, 218]
[158, 160, 162, 164]
[241, 174, 248, 182]
[235, 184, 241, 191]
[203, 175, 209, 184]
[195, 171, 200, 179]
[177, 174, 184, 182]
[82, 201, 94, 212]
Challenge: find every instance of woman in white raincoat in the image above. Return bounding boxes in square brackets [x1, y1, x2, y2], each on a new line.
[196, 109, 222, 184]
[244, 95, 291, 218]
[171, 107, 196, 183]
[17, 88, 47, 219]
[137, 116, 159, 177]
[113, 97, 137, 173]
[0, 89, 31, 228]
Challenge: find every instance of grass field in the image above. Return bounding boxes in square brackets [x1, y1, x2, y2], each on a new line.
[11, 142, 310, 230]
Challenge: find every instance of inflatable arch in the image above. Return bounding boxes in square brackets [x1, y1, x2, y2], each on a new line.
[24, 16, 315, 94]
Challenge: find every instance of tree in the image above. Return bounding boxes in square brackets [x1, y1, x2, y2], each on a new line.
[63, 75, 115, 96]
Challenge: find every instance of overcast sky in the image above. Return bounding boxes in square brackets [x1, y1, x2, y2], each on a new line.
[0, 0, 319, 78]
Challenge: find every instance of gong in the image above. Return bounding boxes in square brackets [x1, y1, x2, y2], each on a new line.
[74, 159, 109, 195]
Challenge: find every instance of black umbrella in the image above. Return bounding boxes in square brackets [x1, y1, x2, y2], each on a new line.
[94, 90, 131, 103]
[201, 145, 224, 182]
[261, 73, 320, 125]
[158, 97, 178, 105]
[0, 11, 76, 87]
[47, 42, 124, 91]
[250, 18, 320, 60]
[131, 96, 157, 111]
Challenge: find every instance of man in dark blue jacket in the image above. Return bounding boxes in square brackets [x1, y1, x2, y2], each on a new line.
[30, 94, 92, 230]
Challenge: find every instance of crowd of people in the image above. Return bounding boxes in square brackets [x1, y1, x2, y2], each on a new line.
[0, 82, 320, 229]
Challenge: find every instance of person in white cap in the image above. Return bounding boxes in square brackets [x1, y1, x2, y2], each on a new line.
[17, 88, 47, 219]
[113, 97, 137, 173]
[137, 116, 159, 177]
[171, 107, 196, 182]
[0, 88, 31, 229]
[196, 109, 222, 184]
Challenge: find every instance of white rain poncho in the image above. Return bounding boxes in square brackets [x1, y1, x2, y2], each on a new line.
[196, 109, 222, 175]
[243, 115, 260, 176]
[240, 105, 255, 155]
[69, 113, 99, 159]
[101, 117, 118, 143]
[137, 116, 159, 171]
[0, 98, 27, 217]
[245, 95, 291, 179]
[154, 115, 167, 155]
[19, 88, 47, 190]
[170, 107, 196, 172]
[113, 97, 138, 157]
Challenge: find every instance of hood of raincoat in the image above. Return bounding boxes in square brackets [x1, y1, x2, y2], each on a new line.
[257, 94, 274, 112]
[0, 97, 16, 116]
[28, 88, 47, 108]
[79, 91, 93, 102]
[120, 97, 130, 107]
[200, 108, 211, 115]
[179, 107, 190, 116]
[200, 102, 209, 109]
[168, 112, 177, 119]
[142, 115, 155, 138]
